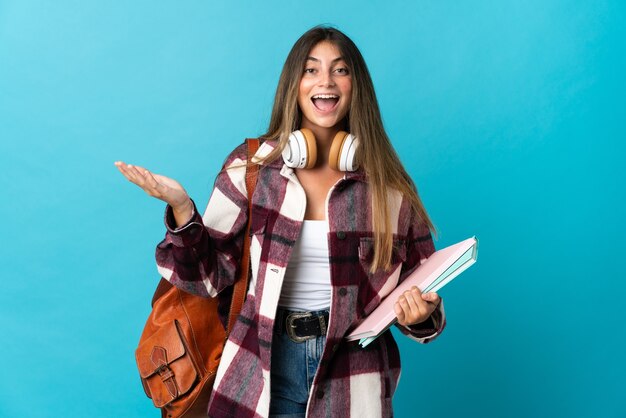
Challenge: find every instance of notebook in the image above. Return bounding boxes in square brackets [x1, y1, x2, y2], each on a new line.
[345, 236, 478, 348]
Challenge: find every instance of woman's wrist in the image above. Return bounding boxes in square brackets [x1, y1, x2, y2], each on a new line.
[172, 198, 194, 227]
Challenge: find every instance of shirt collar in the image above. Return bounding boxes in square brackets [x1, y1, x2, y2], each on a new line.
[251, 139, 283, 169]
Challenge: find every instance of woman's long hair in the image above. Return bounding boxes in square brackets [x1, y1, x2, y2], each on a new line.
[259, 25, 434, 272]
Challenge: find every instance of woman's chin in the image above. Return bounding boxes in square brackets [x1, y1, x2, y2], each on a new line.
[301, 113, 348, 131]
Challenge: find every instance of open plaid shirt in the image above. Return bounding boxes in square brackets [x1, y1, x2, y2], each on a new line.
[156, 140, 446, 418]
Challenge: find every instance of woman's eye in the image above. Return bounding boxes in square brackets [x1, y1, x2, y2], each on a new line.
[304, 68, 316, 74]
[335, 67, 349, 75]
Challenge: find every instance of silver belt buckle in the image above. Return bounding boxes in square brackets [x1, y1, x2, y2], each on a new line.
[286, 312, 314, 343]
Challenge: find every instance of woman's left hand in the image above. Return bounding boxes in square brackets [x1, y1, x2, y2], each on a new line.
[394, 286, 440, 327]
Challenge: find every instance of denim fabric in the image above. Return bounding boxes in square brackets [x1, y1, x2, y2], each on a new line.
[269, 309, 328, 418]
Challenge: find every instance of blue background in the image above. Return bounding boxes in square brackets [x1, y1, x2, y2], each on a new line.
[1, 1, 624, 417]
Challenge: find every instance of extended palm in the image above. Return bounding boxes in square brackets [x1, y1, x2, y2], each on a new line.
[114, 161, 191, 211]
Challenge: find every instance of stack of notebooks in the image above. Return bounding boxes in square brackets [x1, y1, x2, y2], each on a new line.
[345, 236, 479, 348]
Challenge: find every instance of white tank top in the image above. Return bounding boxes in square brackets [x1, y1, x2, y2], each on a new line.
[278, 220, 331, 311]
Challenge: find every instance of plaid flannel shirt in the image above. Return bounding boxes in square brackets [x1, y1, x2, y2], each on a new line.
[156, 140, 446, 418]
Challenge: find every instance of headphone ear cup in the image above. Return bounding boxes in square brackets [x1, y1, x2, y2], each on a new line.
[301, 128, 317, 169]
[329, 131, 359, 172]
[282, 128, 317, 169]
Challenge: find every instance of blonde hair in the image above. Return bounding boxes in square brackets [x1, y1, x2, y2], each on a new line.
[257, 25, 434, 272]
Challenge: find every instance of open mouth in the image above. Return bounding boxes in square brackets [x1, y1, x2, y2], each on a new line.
[311, 94, 339, 112]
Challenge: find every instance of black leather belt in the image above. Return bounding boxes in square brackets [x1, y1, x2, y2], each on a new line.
[275, 308, 329, 343]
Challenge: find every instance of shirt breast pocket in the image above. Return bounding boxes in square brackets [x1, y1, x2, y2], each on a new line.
[249, 205, 268, 237]
[357, 237, 407, 317]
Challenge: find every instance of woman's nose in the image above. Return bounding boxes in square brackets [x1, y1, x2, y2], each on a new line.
[318, 71, 335, 87]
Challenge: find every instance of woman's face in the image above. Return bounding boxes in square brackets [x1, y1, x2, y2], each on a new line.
[297, 41, 352, 132]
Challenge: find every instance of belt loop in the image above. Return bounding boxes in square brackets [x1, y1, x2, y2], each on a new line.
[319, 314, 327, 336]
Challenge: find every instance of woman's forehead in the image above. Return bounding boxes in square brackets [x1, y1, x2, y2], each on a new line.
[307, 41, 344, 61]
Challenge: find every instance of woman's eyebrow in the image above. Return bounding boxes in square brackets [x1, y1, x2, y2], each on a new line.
[306, 56, 345, 63]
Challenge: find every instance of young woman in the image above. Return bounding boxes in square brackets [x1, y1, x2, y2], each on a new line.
[116, 26, 445, 418]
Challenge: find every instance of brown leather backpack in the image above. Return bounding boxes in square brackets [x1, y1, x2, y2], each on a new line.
[135, 139, 260, 417]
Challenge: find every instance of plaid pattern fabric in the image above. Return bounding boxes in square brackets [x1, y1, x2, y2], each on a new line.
[155, 140, 446, 418]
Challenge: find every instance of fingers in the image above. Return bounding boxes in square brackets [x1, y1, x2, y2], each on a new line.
[394, 301, 406, 325]
[127, 165, 150, 184]
[422, 291, 441, 305]
[115, 161, 145, 186]
[141, 169, 165, 195]
[115, 161, 191, 209]
[395, 287, 439, 326]
[115, 161, 158, 192]
[395, 290, 416, 326]
[402, 288, 421, 317]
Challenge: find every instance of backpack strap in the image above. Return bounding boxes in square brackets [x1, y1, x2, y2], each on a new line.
[226, 138, 260, 335]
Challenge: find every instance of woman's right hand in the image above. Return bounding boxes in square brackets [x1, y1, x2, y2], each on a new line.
[114, 161, 193, 226]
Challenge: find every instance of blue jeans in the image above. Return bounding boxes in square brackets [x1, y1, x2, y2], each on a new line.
[269, 310, 327, 418]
